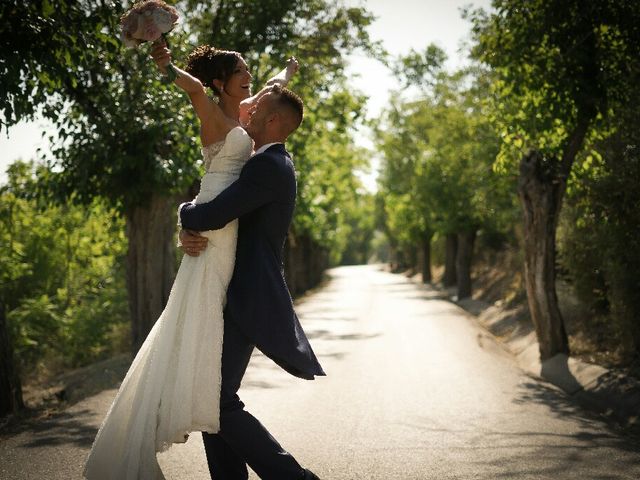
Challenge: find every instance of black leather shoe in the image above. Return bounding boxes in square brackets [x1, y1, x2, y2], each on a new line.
[303, 469, 321, 480]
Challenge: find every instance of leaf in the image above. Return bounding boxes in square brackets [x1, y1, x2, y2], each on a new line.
[42, 0, 55, 17]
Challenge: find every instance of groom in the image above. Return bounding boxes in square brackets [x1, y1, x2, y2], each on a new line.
[179, 84, 325, 480]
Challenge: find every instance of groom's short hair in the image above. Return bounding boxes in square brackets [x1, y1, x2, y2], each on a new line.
[270, 84, 304, 134]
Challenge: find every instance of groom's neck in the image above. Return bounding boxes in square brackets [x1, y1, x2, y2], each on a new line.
[254, 135, 285, 151]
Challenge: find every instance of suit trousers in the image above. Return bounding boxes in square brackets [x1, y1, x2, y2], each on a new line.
[202, 317, 305, 480]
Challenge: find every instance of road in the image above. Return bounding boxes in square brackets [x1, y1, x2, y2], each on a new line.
[2, 265, 640, 479]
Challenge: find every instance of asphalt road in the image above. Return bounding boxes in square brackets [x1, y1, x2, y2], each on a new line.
[2, 265, 640, 479]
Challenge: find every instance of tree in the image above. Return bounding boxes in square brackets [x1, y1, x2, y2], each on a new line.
[378, 47, 506, 298]
[0, 162, 129, 416]
[339, 191, 376, 266]
[1, 0, 193, 353]
[467, 0, 640, 359]
[0, 305, 22, 416]
[0, 0, 381, 412]
[560, 87, 640, 358]
[1, 0, 379, 347]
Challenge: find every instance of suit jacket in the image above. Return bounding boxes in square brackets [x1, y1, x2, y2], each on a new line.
[180, 144, 325, 380]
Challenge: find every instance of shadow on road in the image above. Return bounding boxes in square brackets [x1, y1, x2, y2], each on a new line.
[514, 379, 640, 447]
[18, 409, 98, 449]
[305, 330, 380, 342]
[406, 397, 640, 479]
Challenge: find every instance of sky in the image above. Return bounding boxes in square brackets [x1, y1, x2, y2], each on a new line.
[0, 0, 493, 186]
[346, 0, 491, 117]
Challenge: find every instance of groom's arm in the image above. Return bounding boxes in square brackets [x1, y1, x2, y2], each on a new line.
[180, 156, 280, 231]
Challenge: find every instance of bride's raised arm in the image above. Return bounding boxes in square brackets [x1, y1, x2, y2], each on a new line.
[265, 56, 299, 87]
[239, 57, 299, 127]
[150, 41, 239, 144]
[150, 42, 299, 140]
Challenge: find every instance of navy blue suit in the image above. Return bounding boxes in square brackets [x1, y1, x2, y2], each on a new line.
[180, 143, 324, 479]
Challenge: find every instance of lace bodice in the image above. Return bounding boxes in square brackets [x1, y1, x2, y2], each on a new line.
[202, 126, 253, 175]
[196, 126, 254, 205]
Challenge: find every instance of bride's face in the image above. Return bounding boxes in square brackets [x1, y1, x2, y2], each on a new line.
[223, 58, 252, 100]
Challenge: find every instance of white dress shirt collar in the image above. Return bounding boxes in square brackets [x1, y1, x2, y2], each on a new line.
[254, 142, 282, 155]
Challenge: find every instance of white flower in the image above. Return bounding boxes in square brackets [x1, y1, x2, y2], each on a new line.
[120, 0, 179, 48]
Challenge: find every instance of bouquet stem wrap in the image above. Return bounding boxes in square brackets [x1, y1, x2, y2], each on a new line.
[155, 35, 178, 82]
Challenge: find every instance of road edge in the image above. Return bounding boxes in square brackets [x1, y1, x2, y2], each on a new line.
[402, 270, 640, 433]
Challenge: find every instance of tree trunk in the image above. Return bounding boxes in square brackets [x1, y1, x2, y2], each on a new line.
[518, 150, 571, 360]
[409, 246, 418, 272]
[284, 232, 298, 296]
[0, 304, 24, 416]
[125, 194, 177, 353]
[456, 230, 476, 300]
[284, 232, 327, 297]
[421, 232, 432, 284]
[310, 241, 328, 287]
[443, 233, 457, 286]
[302, 235, 313, 291]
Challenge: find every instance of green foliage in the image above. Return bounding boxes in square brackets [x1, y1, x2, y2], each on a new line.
[0, 0, 120, 128]
[377, 47, 516, 265]
[466, 0, 640, 173]
[339, 191, 375, 265]
[1, 162, 129, 371]
[290, 88, 372, 262]
[391, 44, 447, 90]
[0, 0, 203, 210]
[2, 0, 380, 253]
[466, 0, 640, 358]
[185, 0, 383, 85]
[559, 103, 640, 355]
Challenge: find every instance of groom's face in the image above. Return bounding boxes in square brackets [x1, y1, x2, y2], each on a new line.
[245, 91, 277, 139]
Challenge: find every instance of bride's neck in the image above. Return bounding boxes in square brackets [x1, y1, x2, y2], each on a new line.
[218, 98, 240, 123]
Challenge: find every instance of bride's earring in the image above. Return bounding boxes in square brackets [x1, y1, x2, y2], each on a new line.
[211, 80, 224, 96]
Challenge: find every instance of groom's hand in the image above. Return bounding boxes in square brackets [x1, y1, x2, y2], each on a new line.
[179, 229, 208, 257]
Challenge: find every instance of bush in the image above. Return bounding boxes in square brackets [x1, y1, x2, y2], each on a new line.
[1, 162, 130, 376]
[559, 140, 640, 359]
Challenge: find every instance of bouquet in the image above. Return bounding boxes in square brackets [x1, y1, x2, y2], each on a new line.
[120, 0, 180, 81]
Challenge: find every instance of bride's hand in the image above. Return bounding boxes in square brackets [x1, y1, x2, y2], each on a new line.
[265, 56, 300, 88]
[179, 229, 208, 257]
[150, 40, 171, 75]
[284, 57, 299, 81]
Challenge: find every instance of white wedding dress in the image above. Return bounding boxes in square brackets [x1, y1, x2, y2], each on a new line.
[84, 126, 254, 480]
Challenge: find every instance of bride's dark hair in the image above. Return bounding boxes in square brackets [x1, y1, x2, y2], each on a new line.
[185, 45, 243, 96]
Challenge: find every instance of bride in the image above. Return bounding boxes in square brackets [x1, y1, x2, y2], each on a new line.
[83, 42, 298, 480]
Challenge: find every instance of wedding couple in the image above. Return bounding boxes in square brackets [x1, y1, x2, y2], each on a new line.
[83, 41, 325, 480]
